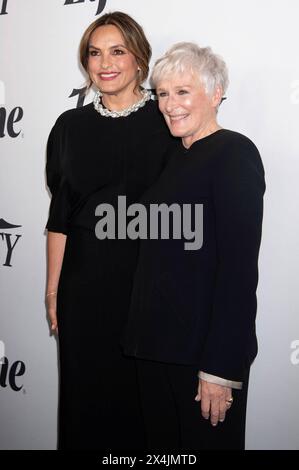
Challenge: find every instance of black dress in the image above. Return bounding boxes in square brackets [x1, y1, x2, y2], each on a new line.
[123, 129, 265, 449]
[46, 99, 175, 450]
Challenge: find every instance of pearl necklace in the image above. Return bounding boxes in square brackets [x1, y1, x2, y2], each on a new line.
[93, 89, 152, 118]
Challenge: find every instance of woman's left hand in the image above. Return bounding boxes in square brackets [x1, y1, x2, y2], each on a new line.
[195, 379, 232, 426]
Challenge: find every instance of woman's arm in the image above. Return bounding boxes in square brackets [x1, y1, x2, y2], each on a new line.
[196, 135, 265, 425]
[46, 231, 67, 334]
[199, 136, 265, 381]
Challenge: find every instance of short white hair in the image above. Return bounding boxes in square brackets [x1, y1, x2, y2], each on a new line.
[151, 42, 229, 97]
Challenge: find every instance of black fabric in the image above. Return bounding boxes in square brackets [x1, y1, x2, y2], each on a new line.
[136, 358, 249, 450]
[46, 100, 175, 235]
[123, 129, 265, 382]
[45, 100, 176, 450]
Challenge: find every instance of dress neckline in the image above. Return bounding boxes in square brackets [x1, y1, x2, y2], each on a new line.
[181, 129, 227, 153]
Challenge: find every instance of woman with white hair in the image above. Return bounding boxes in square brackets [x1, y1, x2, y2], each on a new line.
[123, 42, 265, 449]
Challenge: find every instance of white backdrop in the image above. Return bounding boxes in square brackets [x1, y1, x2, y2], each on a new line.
[0, 0, 299, 450]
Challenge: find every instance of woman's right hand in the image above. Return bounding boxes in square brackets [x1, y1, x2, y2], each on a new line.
[46, 292, 58, 334]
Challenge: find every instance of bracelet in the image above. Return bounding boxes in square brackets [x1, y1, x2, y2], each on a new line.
[46, 291, 57, 297]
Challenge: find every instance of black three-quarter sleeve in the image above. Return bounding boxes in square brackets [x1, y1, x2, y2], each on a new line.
[46, 116, 70, 235]
[199, 137, 265, 382]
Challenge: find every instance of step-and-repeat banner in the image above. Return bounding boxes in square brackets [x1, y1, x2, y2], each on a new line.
[1, 0, 298, 450]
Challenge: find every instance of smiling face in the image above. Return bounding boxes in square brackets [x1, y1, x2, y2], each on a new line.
[87, 24, 140, 99]
[156, 71, 221, 148]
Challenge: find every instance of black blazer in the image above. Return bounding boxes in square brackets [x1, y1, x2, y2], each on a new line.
[123, 130, 265, 382]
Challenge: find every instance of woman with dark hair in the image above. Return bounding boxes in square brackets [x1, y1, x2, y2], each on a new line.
[45, 12, 174, 450]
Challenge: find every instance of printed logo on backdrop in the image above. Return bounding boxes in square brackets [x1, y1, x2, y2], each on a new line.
[0, 341, 26, 392]
[69, 87, 156, 108]
[0, 0, 8, 15]
[0, 219, 22, 267]
[69, 87, 88, 108]
[0, 340, 4, 363]
[0, 81, 24, 138]
[64, 0, 107, 16]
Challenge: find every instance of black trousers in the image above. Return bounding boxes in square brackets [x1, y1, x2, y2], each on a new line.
[136, 359, 249, 450]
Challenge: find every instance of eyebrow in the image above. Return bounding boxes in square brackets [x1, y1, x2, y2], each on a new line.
[174, 85, 192, 89]
[88, 44, 128, 50]
[157, 85, 192, 91]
